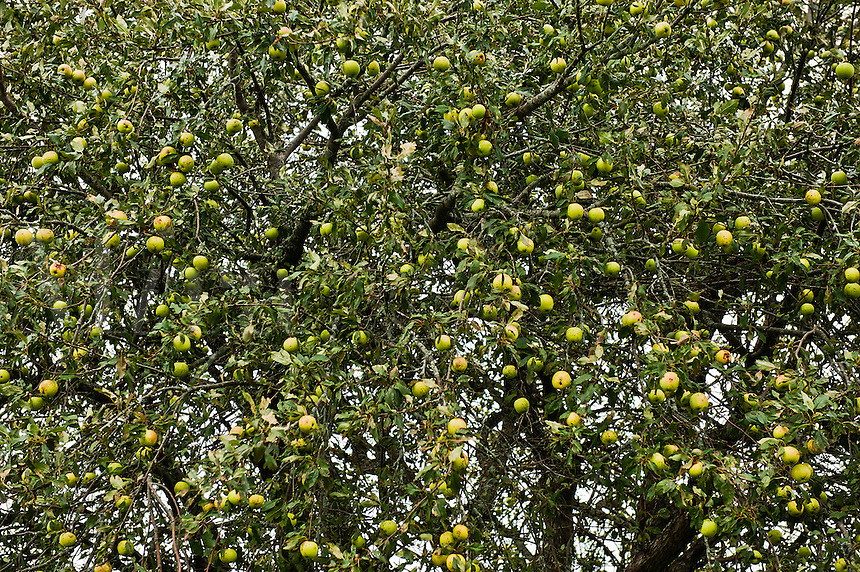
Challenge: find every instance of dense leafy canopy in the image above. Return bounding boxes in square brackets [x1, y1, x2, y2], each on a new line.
[1, 0, 859, 570]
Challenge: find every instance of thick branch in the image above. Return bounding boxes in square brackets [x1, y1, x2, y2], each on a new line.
[623, 510, 696, 572]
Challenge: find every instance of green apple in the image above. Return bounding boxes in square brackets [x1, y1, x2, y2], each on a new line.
[434, 334, 452, 351]
[502, 365, 517, 378]
[773, 425, 788, 439]
[219, 548, 238, 563]
[505, 92, 522, 107]
[621, 310, 642, 326]
[781, 445, 800, 464]
[566, 202, 586, 220]
[565, 326, 583, 342]
[476, 140, 493, 157]
[248, 493, 264, 509]
[117, 540, 135, 556]
[835, 62, 855, 81]
[700, 519, 718, 538]
[412, 381, 430, 397]
[588, 207, 605, 223]
[116, 119, 134, 133]
[352, 330, 369, 346]
[688, 461, 703, 477]
[654, 21, 671, 37]
[140, 429, 158, 447]
[566, 412, 582, 427]
[342, 59, 361, 78]
[366, 60, 380, 76]
[647, 388, 666, 404]
[790, 462, 812, 482]
[538, 294, 554, 312]
[734, 215, 751, 229]
[433, 56, 450, 71]
[605, 261, 621, 276]
[216, 152, 234, 169]
[451, 356, 468, 372]
[225, 118, 242, 135]
[380, 519, 398, 536]
[173, 361, 189, 377]
[173, 333, 191, 352]
[549, 57, 566, 74]
[174, 480, 191, 494]
[283, 336, 299, 352]
[600, 430, 617, 445]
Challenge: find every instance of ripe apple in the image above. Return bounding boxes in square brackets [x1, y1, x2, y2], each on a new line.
[781, 446, 800, 464]
[734, 215, 751, 229]
[59, 532, 77, 547]
[446, 554, 466, 572]
[513, 397, 530, 414]
[588, 207, 605, 223]
[790, 462, 812, 482]
[844, 267, 859, 282]
[48, 262, 66, 278]
[502, 365, 517, 378]
[688, 461, 703, 477]
[773, 425, 788, 439]
[452, 524, 469, 541]
[38, 379, 59, 398]
[714, 349, 731, 364]
[433, 56, 450, 71]
[169, 172, 186, 187]
[549, 57, 566, 73]
[552, 370, 571, 389]
[844, 283, 860, 298]
[565, 326, 583, 342]
[15, 229, 34, 246]
[505, 92, 522, 107]
[116, 119, 134, 134]
[538, 294, 554, 312]
[517, 234, 535, 255]
[654, 21, 671, 37]
[435, 334, 453, 351]
[448, 417, 467, 435]
[700, 519, 718, 538]
[298, 414, 318, 433]
[600, 430, 617, 445]
[689, 392, 709, 413]
[140, 429, 158, 447]
[492, 273, 513, 291]
[567, 202, 584, 220]
[173, 333, 191, 352]
[621, 310, 642, 327]
[452, 356, 468, 372]
[219, 548, 238, 563]
[412, 381, 430, 397]
[786, 500, 804, 516]
[117, 540, 134, 556]
[659, 372, 679, 394]
[283, 337, 300, 352]
[566, 412, 582, 427]
[215, 152, 235, 169]
[42, 150, 59, 164]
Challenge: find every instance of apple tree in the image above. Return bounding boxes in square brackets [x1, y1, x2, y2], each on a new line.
[0, 0, 859, 570]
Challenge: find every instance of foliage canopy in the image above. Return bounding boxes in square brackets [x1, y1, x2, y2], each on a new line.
[0, 0, 859, 570]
